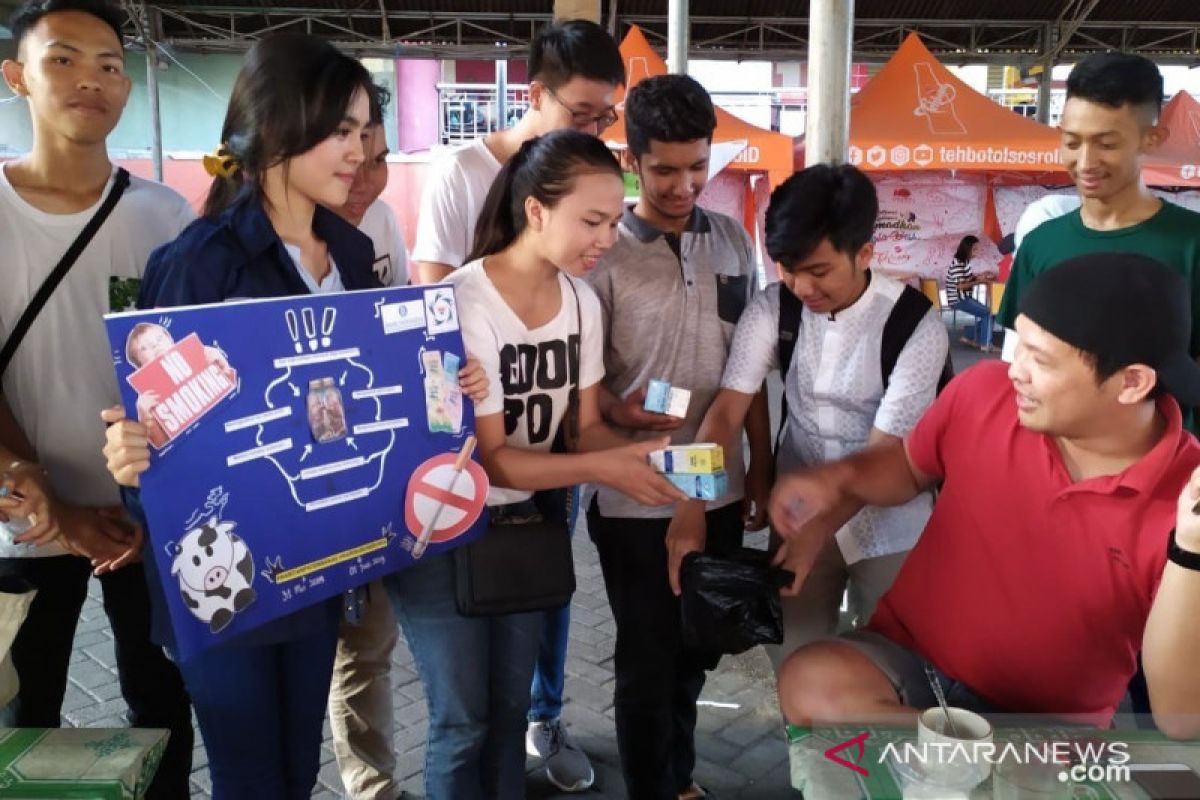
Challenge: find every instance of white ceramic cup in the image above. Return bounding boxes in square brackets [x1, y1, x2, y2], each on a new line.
[916, 706, 995, 786]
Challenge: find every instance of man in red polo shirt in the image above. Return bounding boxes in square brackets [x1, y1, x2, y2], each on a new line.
[770, 252, 1200, 736]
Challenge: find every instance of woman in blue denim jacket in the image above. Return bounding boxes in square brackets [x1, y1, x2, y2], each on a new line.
[100, 33, 386, 799]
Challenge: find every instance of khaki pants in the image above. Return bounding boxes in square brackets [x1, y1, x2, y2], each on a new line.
[328, 580, 401, 799]
[766, 539, 909, 674]
[0, 576, 35, 707]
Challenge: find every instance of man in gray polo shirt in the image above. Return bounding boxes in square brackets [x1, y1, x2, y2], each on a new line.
[584, 74, 770, 800]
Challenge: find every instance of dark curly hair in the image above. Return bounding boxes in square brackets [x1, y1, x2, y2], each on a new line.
[624, 74, 717, 159]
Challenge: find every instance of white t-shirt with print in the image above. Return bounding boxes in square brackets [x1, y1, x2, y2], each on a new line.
[358, 198, 409, 286]
[721, 275, 948, 563]
[0, 165, 195, 556]
[412, 139, 502, 269]
[449, 259, 605, 506]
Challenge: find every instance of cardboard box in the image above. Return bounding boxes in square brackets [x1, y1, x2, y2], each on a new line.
[665, 471, 729, 500]
[650, 444, 725, 474]
[0, 727, 169, 799]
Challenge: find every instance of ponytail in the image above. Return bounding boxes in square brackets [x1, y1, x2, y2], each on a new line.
[467, 139, 537, 262]
[465, 129, 622, 264]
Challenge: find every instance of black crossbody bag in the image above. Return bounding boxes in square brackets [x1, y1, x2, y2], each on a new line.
[453, 280, 582, 617]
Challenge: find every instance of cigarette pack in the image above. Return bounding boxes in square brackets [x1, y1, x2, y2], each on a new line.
[664, 470, 729, 500]
[643, 379, 691, 418]
[664, 387, 691, 418]
[649, 443, 725, 474]
[644, 379, 671, 413]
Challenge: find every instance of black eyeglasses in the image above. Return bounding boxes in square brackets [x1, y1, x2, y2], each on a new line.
[542, 84, 618, 131]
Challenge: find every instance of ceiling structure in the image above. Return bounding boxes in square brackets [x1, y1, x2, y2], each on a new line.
[1, 1, 1197, 65]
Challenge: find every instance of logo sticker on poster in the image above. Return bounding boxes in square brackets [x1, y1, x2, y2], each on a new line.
[867, 146, 887, 168]
[380, 299, 426, 334]
[424, 288, 459, 335]
[890, 145, 911, 167]
[404, 452, 488, 545]
[914, 144, 935, 167]
[848, 146, 863, 165]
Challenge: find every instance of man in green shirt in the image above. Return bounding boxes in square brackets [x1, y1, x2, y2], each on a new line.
[998, 52, 1200, 356]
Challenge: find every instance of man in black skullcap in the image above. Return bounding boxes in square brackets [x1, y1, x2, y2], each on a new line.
[770, 253, 1200, 737]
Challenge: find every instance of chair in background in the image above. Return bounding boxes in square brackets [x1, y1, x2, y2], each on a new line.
[919, 278, 959, 327]
[988, 282, 1006, 315]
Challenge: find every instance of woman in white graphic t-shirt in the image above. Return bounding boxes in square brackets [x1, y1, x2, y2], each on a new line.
[386, 129, 686, 799]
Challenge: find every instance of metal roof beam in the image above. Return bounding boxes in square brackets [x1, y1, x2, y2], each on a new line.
[138, 6, 1200, 64]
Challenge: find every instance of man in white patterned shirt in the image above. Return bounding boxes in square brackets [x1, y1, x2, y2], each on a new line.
[669, 164, 949, 671]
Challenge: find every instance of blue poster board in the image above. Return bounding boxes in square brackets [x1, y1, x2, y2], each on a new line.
[104, 285, 488, 659]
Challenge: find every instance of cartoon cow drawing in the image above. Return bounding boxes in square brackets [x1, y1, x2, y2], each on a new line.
[171, 518, 256, 633]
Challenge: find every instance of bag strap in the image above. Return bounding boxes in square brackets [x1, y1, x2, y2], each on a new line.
[0, 168, 131, 382]
[563, 277, 583, 451]
[774, 284, 802, 457]
[880, 285, 934, 391]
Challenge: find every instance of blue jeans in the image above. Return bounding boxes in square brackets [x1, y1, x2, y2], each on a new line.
[952, 296, 994, 348]
[529, 485, 580, 722]
[177, 624, 339, 799]
[385, 551, 542, 800]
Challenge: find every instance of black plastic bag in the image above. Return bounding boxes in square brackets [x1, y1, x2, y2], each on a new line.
[679, 549, 795, 655]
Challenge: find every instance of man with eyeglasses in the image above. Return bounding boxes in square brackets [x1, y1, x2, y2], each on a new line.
[409, 18, 625, 795]
[542, 83, 620, 131]
[411, 19, 624, 285]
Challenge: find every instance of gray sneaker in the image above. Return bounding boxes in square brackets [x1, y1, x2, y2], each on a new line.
[526, 718, 595, 792]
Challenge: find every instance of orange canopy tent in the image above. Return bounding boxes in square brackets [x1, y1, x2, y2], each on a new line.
[794, 32, 1064, 178]
[1144, 91, 1200, 188]
[603, 25, 793, 189]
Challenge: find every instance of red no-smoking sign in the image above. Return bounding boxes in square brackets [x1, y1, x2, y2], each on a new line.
[404, 452, 489, 544]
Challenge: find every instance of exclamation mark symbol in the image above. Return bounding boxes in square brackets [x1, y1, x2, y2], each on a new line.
[321, 307, 336, 349]
[302, 308, 317, 351]
[285, 309, 302, 354]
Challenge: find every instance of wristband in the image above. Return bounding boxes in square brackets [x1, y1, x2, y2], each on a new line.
[1168, 528, 1200, 571]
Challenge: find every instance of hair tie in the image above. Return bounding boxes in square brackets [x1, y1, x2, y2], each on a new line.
[203, 144, 240, 179]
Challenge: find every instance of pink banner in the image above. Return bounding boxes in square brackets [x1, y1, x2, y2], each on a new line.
[870, 175, 1000, 281]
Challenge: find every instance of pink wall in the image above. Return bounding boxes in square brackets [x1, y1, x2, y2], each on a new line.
[395, 59, 440, 153]
[116, 158, 430, 252]
[455, 59, 528, 84]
